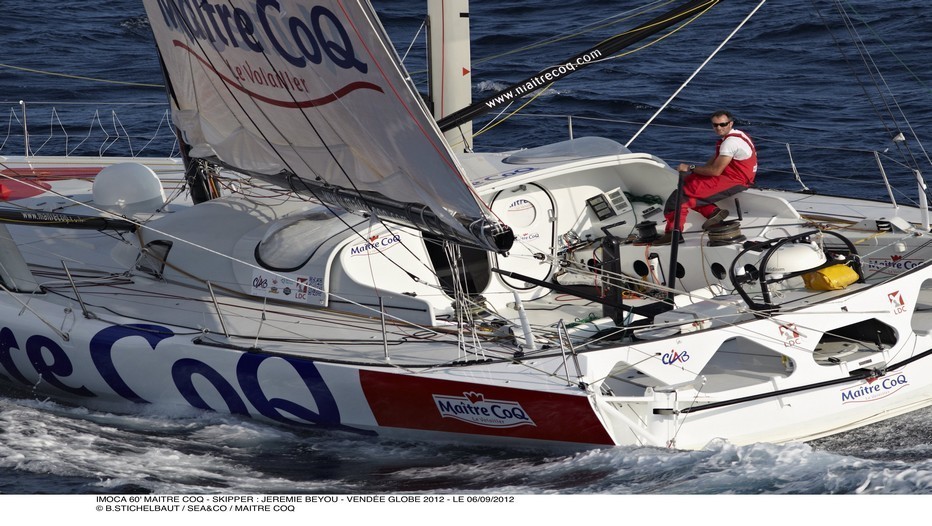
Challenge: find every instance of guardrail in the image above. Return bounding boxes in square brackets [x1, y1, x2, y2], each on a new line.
[0, 100, 178, 158]
[2, 102, 924, 211]
[497, 113, 927, 208]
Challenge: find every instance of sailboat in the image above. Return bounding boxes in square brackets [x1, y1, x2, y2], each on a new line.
[1, 0, 931, 450]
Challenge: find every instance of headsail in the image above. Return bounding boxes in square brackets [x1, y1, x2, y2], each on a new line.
[143, 0, 513, 253]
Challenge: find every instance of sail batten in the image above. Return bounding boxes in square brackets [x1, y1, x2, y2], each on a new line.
[143, 0, 512, 253]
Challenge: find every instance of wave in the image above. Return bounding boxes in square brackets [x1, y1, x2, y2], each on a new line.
[4, 385, 932, 494]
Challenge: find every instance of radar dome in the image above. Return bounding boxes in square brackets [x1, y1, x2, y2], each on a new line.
[92, 163, 166, 215]
[765, 243, 827, 278]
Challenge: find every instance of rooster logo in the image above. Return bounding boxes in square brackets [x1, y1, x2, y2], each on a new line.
[464, 392, 485, 404]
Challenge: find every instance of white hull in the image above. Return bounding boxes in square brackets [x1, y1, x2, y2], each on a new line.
[3, 235, 932, 449]
[3, 152, 932, 450]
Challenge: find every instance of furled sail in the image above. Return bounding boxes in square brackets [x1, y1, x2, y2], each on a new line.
[143, 0, 513, 252]
[438, 0, 724, 132]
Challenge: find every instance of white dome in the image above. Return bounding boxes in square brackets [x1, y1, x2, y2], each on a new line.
[765, 243, 827, 277]
[92, 162, 165, 215]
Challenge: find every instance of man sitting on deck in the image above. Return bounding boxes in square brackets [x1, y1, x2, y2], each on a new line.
[654, 109, 758, 245]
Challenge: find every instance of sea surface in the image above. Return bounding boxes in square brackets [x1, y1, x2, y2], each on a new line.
[1, 0, 932, 508]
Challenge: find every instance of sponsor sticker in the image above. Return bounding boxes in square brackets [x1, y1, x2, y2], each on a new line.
[888, 290, 908, 315]
[252, 271, 323, 304]
[865, 256, 924, 272]
[840, 374, 909, 403]
[348, 234, 403, 257]
[780, 323, 803, 347]
[432, 392, 536, 428]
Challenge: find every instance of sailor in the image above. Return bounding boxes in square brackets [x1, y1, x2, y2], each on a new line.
[654, 110, 758, 245]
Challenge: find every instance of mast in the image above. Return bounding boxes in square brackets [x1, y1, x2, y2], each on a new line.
[156, 49, 219, 205]
[428, 0, 473, 152]
[438, 0, 723, 132]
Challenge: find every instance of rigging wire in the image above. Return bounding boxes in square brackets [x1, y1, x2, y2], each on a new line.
[626, 0, 767, 148]
[399, 16, 428, 64]
[0, 62, 163, 89]
[821, 0, 932, 174]
[833, 1, 931, 95]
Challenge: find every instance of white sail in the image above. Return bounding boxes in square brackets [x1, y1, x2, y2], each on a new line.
[143, 0, 510, 251]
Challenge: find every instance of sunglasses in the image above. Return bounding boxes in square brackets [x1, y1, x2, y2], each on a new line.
[712, 121, 732, 128]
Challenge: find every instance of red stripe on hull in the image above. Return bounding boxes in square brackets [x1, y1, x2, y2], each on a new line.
[360, 370, 615, 446]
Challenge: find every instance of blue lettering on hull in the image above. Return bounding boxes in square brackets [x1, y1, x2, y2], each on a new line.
[91, 324, 174, 403]
[0, 323, 372, 435]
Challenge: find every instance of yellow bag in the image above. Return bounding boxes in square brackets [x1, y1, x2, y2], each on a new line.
[803, 264, 859, 291]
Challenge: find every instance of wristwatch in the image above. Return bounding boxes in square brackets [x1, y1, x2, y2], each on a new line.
[688, 164, 696, 171]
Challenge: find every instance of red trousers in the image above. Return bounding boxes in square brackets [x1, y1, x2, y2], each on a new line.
[663, 174, 746, 232]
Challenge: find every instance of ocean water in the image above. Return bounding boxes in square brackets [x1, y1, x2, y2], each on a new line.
[1, 0, 932, 508]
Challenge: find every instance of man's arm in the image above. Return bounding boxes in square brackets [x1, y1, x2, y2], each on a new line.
[677, 154, 733, 176]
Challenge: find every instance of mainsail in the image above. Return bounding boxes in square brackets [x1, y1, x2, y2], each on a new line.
[143, 0, 513, 253]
